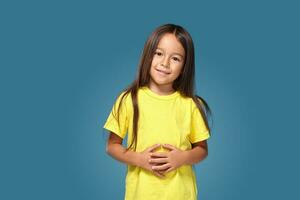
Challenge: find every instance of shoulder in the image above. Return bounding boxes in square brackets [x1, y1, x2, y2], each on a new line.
[116, 90, 132, 105]
[112, 90, 131, 110]
[172, 94, 195, 114]
[179, 94, 196, 104]
[116, 90, 134, 115]
[118, 90, 131, 100]
[180, 95, 204, 113]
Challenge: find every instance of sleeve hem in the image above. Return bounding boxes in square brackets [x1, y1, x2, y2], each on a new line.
[103, 124, 125, 139]
[190, 130, 210, 143]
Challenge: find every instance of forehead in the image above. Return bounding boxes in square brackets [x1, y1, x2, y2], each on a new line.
[156, 33, 185, 56]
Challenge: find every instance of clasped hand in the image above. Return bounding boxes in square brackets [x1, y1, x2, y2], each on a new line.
[138, 143, 186, 178]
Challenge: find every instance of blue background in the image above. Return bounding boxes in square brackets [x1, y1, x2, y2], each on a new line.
[1, 0, 299, 199]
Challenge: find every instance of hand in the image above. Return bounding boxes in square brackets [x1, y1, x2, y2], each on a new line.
[149, 144, 186, 174]
[137, 144, 166, 178]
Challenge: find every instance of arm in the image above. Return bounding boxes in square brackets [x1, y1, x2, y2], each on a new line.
[150, 140, 209, 173]
[182, 140, 208, 165]
[106, 132, 166, 178]
[106, 132, 140, 167]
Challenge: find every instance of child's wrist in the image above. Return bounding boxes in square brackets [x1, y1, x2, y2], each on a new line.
[134, 152, 142, 167]
[181, 150, 190, 166]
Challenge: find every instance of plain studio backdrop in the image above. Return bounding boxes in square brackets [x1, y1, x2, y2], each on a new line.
[0, 0, 299, 199]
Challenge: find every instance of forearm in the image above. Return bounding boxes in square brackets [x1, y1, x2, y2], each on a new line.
[106, 143, 140, 167]
[182, 146, 208, 165]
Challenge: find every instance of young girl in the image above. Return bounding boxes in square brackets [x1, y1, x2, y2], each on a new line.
[103, 23, 212, 200]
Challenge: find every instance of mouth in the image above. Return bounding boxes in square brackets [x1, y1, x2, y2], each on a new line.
[156, 68, 170, 75]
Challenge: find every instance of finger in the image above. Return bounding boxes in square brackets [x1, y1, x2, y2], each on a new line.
[152, 169, 165, 178]
[165, 167, 173, 173]
[151, 152, 168, 158]
[154, 172, 164, 178]
[152, 163, 170, 171]
[154, 166, 171, 174]
[162, 144, 176, 150]
[154, 168, 169, 174]
[149, 157, 168, 164]
[148, 144, 161, 152]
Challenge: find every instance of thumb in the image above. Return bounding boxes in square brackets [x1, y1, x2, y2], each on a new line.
[148, 144, 161, 152]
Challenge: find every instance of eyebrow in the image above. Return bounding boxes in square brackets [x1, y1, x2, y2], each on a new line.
[156, 47, 184, 58]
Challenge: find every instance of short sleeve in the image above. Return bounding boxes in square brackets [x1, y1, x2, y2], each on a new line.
[188, 101, 210, 143]
[103, 92, 129, 139]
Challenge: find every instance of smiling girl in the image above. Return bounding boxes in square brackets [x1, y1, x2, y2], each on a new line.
[103, 23, 213, 200]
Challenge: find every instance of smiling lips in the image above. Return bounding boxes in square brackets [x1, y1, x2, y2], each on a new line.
[156, 68, 170, 75]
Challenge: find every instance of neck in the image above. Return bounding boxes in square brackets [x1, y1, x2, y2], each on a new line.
[148, 82, 175, 95]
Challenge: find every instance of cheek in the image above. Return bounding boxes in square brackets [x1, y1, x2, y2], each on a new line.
[151, 56, 160, 66]
[149, 66, 157, 77]
[172, 63, 184, 75]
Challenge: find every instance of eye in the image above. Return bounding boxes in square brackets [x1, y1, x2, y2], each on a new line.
[155, 51, 163, 56]
[172, 57, 181, 62]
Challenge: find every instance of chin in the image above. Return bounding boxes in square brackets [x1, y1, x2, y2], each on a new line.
[151, 78, 173, 86]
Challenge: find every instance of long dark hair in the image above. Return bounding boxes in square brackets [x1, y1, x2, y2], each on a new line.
[111, 23, 213, 152]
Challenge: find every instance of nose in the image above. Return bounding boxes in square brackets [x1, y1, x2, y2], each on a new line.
[160, 56, 169, 68]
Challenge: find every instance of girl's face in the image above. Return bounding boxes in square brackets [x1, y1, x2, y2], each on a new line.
[149, 33, 185, 92]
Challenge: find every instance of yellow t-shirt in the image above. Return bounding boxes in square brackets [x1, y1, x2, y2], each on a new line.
[103, 86, 210, 200]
